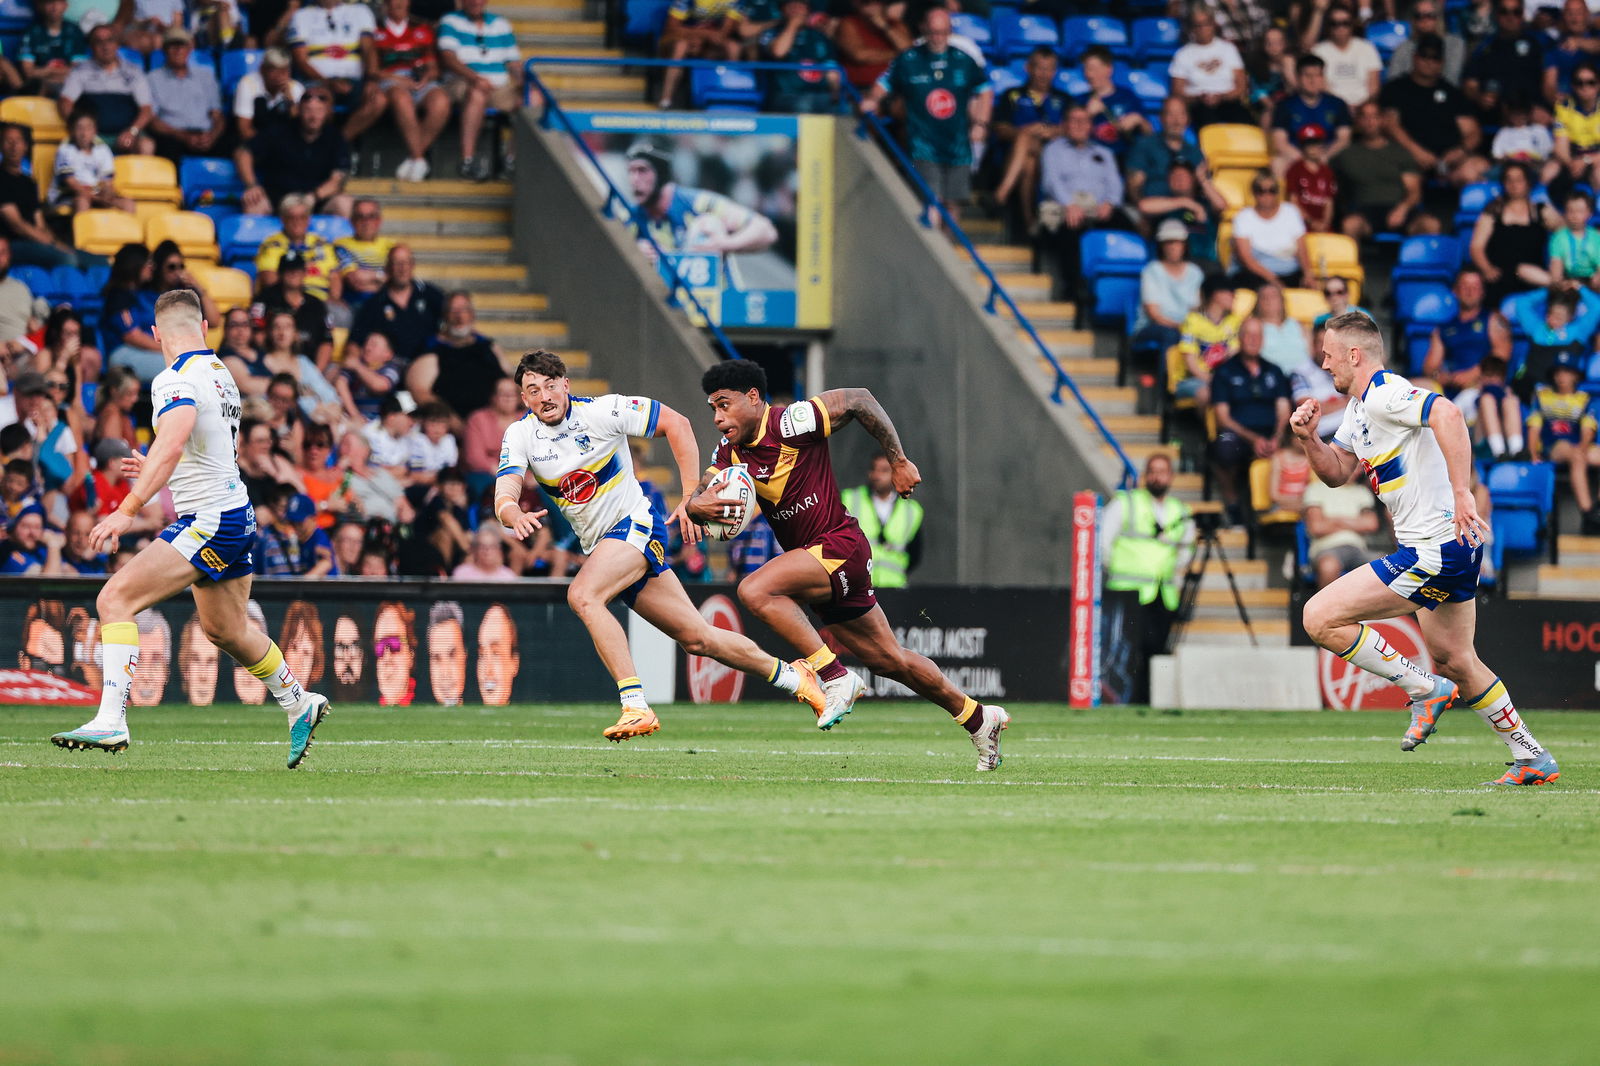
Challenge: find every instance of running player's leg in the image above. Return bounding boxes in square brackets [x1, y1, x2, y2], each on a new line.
[1302, 565, 1436, 698]
[629, 568, 824, 713]
[52, 540, 199, 751]
[735, 548, 842, 673]
[1418, 598, 1557, 782]
[566, 538, 664, 739]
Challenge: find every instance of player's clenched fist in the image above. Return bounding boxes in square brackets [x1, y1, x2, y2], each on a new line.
[1289, 398, 1321, 438]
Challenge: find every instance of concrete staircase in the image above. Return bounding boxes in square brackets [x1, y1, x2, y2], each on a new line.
[512, 0, 649, 110]
[1529, 534, 1600, 599]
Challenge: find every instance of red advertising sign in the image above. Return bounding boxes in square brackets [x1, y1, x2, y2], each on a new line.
[0, 669, 98, 705]
[686, 594, 747, 704]
[1317, 616, 1433, 710]
[1068, 491, 1100, 707]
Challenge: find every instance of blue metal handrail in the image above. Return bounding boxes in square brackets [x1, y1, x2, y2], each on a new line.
[522, 54, 1137, 488]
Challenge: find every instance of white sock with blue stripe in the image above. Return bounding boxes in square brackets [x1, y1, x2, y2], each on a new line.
[1338, 624, 1435, 699]
[1462, 679, 1546, 762]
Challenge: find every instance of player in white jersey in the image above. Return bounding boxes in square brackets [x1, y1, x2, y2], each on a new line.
[1293, 311, 1558, 786]
[494, 351, 825, 741]
[49, 290, 331, 768]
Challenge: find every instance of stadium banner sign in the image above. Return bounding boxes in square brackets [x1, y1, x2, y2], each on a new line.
[673, 585, 1072, 703]
[1067, 490, 1101, 708]
[565, 111, 833, 330]
[1290, 593, 1600, 710]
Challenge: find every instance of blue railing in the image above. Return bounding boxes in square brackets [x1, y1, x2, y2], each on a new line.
[522, 54, 1137, 488]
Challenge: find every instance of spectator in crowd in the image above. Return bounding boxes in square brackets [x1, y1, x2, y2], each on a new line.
[19, 0, 89, 98]
[1469, 160, 1556, 305]
[1231, 170, 1312, 288]
[372, 0, 452, 182]
[1424, 267, 1512, 394]
[1550, 190, 1600, 286]
[990, 46, 1068, 237]
[1310, 6, 1383, 107]
[100, 244, 164, 382]
[1284, 124, 1337, 233]
[1245, 24, 1295, 114]
[1543, 0, 1599, 102]
[0, 124, 100, 270]
[333, 198, 394, 307]
[364, 392, 415, 476]
[265, 318, 343, 426]
[0, 457, 41, 527]
[51, 110, 132, 213]
[1037, 105, 1132, 288]
[1507, 283, 1600, 397]
[149, 240, 222, 326]
[219, 306, 267, 389]
[452, 524, 516, 580]
[1270, 55, 1352, 174]
[58, 24, 152, 152]
[1528, 354, 1600, 531]
[31, 309, 101, 420]
[1100, 452, 1192, 677]
[257, 491, 334, 576]
[1551, 60, 1600, 197]
[862, 8, 992, 226]
[840, 453, 924, 588]
[438, 0, 523, 181]
[1136, 157, 1224, 266]
[1125, 95, 1206, 206]
[406, 291, 505, 419]
[330, 520, 365, 574]
[653, 0, 743, 110]
[234, 47, 302, 142]
[296, 420, 343, 521]
[91, 365, 140, 451]
[142, 27, 226, 161]
[727, 511, 778, 579]
[760, 0, 838, 115]
[406, 402, 458, 486]
[255, 249, 334, 365]
[254, 193, 340, 302]
[1209, 316, 1292, 525]
[1169, 7, 1250, 127]
[238, 416, 304, 501]
[1492, 99, 1553, 168]
[0, 237, 37, 357]
[336, 429, 410, 523]
[288, 0, 383, 139]
[336, 331, 402, 422]
[122, 0, 186, 58]
[833, 0, 911, 95]
[1470, 353, 1524, 461]
[1252, 282, 1311, 373]
[1197, 0, 1271, 48]
[348, 244, 443, 364]
[1311, 275, 1371, 331]
[1302, 475, 1380, 587]
[462, 375, 520, 499]
[0, 506, 62, 575]
[0, 51, 23, 95]
[1076, 45, 1148, 155]
[1379, 33, 1489, 188]
[1462, 0, 1544, 125]
[18, 369, 87, 507]
[1268, 430, 1310, 513]
[1335, 99, 1433, 240]
[1386, 0, 1466, 84]
[58, 508, 106, 574]
[1175, 274, 1242, 405]
[1134, 219, 1205, 356]
[237, 84, 353, 217]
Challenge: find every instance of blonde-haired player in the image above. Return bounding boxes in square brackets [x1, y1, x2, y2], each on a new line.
[1293, 311, 1557, 786]
[50, 289, 331, 768]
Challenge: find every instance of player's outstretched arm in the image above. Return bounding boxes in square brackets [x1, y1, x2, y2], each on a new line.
[493, 472, 546, 542]
[1290, 398, 1358, 487]
[652, 404, 706, 545]
[1426, 397, 1491, 547]
[819, 388, 921, 497]
[89, 404, 198, 552]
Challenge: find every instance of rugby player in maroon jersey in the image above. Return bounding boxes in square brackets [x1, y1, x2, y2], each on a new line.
[691, 359, 1010, 771]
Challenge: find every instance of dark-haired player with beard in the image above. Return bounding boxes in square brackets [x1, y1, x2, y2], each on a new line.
[693, 359, 1010, 771]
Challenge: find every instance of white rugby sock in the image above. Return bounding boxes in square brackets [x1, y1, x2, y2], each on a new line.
[767, 659, 800, 694]
[90, 621, 140, 731]
[244, 642, 308, 722]
[1338, 624, 1435, 699]
[1462, 678, 1547, 762]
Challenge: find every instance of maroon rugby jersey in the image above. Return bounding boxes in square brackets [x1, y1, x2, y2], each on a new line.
[709, 398, 860, 550]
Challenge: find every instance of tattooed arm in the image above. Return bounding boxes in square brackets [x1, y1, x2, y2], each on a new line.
[817, 388, 921, 497]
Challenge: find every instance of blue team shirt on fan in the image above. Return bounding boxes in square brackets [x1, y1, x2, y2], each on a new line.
[995, 85, 1070, 131]
[1270, 91, 1351, 139]
[1074, 86, 1144, 152]
[1437, 309, 1494, 374]
[878, 44, 991, 166]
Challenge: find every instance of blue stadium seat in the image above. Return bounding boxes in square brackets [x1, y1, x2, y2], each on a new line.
[180, 156, 244, 208]
[1487, 461, 1556, 573]
[1392, 234, 1461, 285]
[1126, 67, 1168, 107]
[1054, 67, 1090, 97]
[1061, 15, 1131, 61]
[1582, 350, 1600, 397]
[12, 265, 54, 302]
[52, 265, 107, 331]
[117, 46, 146, 71]
[1393, 280, 1452, 324]
[1130, 17, 1180, 65]
[148, 49, 214, 74]
[1088, 273, 1141, 329]
[1365, 20, 1409, 62]
[309, 214, 354, 242]
[218, 214, 282, 266]
[1080, 230, 1150, 284]
[690, 65, 762, 110]
[622, 0, 670, 45]
[993, 11, 1059, 63]
[950, 12, 994, 59]
[1400, 288, 1457, 374]
[195, 204, 243, 227]
[988, 64, 1023, 95]
[221, 49, 264, 100]
[1454, 182, 1500, 232]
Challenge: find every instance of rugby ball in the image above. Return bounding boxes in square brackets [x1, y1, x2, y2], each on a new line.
[702, 464, 756, 540]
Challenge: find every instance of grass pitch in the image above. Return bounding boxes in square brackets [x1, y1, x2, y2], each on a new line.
[3, 701, 1599, 1066]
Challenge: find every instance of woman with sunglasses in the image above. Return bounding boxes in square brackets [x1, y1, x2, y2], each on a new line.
[1468, 159, 1559, 305]
[33, 308, 98, 441]
[1231, 171, 1313, 289]
[150, 240, 222, 326]
[100, 243, 162, 383]
[21, 371, 88, 510]
[90, 366, 140, 453]
[1310, 5, 1383, 108]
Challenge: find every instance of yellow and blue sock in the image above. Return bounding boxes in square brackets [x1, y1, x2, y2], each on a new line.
[1462, 677, 1546, 761]
[92, 621, 140, 730]
[246, 642, 307, 720]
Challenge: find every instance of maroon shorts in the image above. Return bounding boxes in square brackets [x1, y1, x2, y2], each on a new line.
[804, 525, 877, 625]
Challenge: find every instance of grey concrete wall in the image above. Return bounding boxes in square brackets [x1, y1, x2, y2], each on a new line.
[510, 113, 720, 424]
[829, 123, 1119, 586]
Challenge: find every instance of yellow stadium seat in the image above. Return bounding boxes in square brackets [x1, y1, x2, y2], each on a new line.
[32, 143, 57, 203]
[190, 263, 252, 312]
[1282, 287, 1331, 327]
[330, 326, 350, 362]
[0, 96, 67, 144]
[113, 154, 183, 205]
[1232, 288, 1257, 319]
[146, 210, 218, 262]
[1198, 124, 1270, 171]
[1304, 232, 1365, 295]
[73, 208, 144, 257]
[1217, 216, 1234, 272]
[132, 200, 177, 227]
[1166, 344, 1198, 409]
[1250, 458, 1302, 528]
[1211, 167, 1259, 219]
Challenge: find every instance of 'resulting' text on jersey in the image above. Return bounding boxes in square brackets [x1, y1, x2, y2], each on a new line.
[1332, 369, 1455, 547]
[151, 349, 249, 515]
[497, 394, 664, 555]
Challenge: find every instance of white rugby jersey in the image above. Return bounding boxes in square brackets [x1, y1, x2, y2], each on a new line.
[151, 349, 250, 516]
[287, 2, 376, 81]
[497, 394, 662, 552]
[1332, 369, 1454, 546]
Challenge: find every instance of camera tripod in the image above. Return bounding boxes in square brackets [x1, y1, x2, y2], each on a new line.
[1169, 520, 1257, 652]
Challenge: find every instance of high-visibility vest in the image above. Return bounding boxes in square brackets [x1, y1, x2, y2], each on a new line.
[1105, 489, 1189, 611]
[841, 485, 924, 588]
